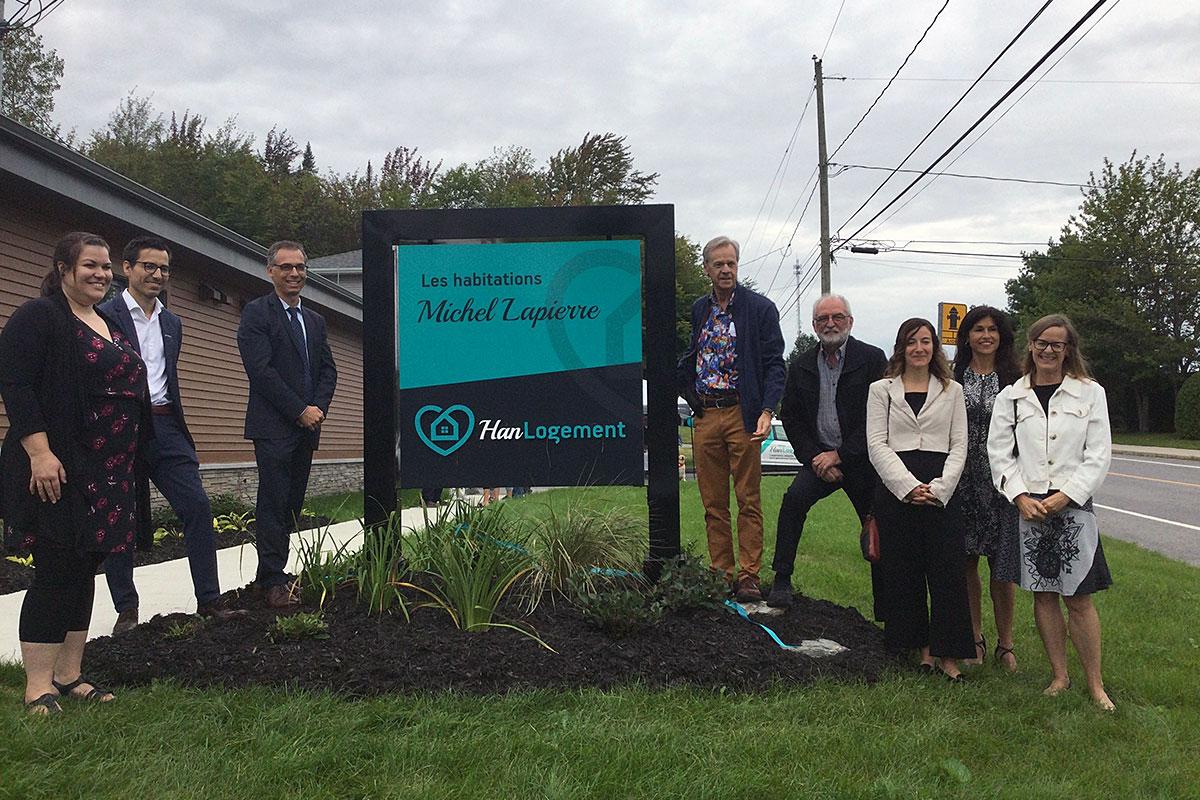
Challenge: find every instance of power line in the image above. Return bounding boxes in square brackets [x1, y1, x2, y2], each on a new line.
[829, 0, 952, 160]
[761, 178, 820, 296]
[838, 255, 1010, 280]
[836, 76, 1199, 86]
[821, 0, 849, 58]
[838, 0, 1111, 247]
[897, 238, 1048, 245]
[859, 0, 1121, 240]
[833, 0, 1055, 238]
[831, 162, 1087, 188]
[745, 87, 816, 257]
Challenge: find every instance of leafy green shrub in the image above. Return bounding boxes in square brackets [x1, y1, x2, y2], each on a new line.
[151, 505, 181, 532]
[1176, 373, 1200, 439]
[570, 575, 661, 639]
[270, 611, 329, 642]
[523, 499, 647, 608]
[214, 511, 254, 535]
[295, 528, 357, 608]
[404, 499, 542, 641]
[210, 493, 254, 517]
[653, 551, 729, 612]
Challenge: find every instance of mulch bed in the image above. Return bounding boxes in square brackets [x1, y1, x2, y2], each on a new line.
[84, 589, 899, 696]
[0, 515, 331, 596]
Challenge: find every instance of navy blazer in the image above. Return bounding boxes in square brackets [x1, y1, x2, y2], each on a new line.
[677, 284, 786, 433]
[237, 293, 337, 446]
[98, 292, 194, 448]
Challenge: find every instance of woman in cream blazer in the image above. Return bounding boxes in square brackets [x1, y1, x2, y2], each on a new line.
[866, 318, 973, 681]
[987, 314, 1114, 711]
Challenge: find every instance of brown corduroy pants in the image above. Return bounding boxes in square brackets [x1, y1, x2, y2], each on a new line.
[691, 404, 763, 581]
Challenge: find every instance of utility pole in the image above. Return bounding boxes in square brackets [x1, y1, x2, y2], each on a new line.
[813, 55, 831, 295]
[793, 258, 803, 338]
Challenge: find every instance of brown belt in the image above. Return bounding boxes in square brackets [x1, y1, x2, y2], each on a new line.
[151, 404, 174, 416]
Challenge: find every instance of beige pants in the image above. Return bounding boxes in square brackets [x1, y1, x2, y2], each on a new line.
[691, 404, 763, 581]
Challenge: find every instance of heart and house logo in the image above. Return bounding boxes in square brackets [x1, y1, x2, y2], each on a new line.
[414, 404, 476, 456]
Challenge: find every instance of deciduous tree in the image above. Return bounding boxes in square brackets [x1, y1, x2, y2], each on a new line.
[1007, 154, 1200, 431]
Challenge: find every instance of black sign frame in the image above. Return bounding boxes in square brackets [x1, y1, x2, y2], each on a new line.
[362, 205, 680, 565]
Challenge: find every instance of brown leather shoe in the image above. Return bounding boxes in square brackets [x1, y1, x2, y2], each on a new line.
[197, 599, 250, 621]
[264, 584, 299, 609]
[112, 608, 139, 635]
[734, 575, 763, 603]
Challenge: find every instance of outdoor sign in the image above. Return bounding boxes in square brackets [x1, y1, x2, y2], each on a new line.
[361, 206, 680, 564]
[396, 239, 643, 487]
[938, 301, 967, 346]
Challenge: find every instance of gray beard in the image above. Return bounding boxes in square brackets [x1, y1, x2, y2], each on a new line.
[818, 331, 849, 348]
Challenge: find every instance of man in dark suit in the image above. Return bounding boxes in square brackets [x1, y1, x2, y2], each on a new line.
[768, 294, 888, 608]
[237, 240, 337, 608]
[100, 235, 246, 632]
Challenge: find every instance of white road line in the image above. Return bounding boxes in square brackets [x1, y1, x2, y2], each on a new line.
[1094, 503, 1200, 532]
[1112, 456, 1200, 470]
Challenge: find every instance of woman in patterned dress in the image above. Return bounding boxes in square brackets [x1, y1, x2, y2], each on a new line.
[949, 306, 1021, 671]
[0, 232, 151, 714]
[987, 314, 1115, 710]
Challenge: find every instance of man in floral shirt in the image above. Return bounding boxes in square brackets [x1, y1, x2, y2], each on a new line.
[678, 236, 786, 601]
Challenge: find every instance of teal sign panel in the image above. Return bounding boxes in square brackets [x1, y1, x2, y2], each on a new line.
[396, 240, 642, 389]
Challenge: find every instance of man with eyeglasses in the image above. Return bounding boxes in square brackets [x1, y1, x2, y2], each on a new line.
[678, 236, 786, 603]
[237, 241, 337, 608]
[767, 294, 887, 608]
[98, 235, 247, 631]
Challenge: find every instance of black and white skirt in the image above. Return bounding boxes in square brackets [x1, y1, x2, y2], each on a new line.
[1017, 494, 1112, 595]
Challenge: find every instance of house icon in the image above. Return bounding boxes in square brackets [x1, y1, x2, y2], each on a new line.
[431, 416, 460, 442]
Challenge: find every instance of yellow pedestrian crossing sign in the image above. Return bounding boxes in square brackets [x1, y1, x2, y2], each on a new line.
[938, 302, 967, 346]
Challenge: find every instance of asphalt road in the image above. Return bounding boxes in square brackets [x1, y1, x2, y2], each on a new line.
[1095, 454, 1200, 567]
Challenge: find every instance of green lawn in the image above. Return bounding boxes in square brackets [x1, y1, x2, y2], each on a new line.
[1112, 431, 1200, 450]
[2, 479, 1197, 799]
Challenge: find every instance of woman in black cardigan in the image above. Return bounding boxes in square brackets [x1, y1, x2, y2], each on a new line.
[0, 232, 151, 714]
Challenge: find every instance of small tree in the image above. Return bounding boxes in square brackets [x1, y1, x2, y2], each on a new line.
[1176, 373, 1200, 439]
[0, 27, 64, 137]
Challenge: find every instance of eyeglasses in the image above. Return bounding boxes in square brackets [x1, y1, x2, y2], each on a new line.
[272, 263, 307, 273]
[814, 313, 850, 324]
[1032, 339, 1067, 353]
[136, 261, 171, 275]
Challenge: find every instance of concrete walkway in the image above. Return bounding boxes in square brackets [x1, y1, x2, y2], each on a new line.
[0, 504, 450, 663]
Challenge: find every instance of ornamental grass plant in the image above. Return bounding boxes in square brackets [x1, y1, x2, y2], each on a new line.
[403, 498, 542, 640]
[522, 497, 647, 606]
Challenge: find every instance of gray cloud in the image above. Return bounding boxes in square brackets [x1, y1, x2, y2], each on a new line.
[33, 0, 1200, 349]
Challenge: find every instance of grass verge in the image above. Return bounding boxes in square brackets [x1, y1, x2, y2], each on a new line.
[2, 478, 1197, 798]
[1112, 431, 1200, 450]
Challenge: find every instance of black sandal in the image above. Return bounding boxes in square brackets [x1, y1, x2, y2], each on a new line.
[52, 676, 113, 702]
[24, 693, 63, 715]
[994, 643, 1017, 670]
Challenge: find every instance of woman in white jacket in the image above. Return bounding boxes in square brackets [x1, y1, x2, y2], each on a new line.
[987, 314, 1114, 711]
[867, 318, 973, 681]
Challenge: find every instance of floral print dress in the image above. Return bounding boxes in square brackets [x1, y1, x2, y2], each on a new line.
[947, 367, 1019, 582]
[74, 317, 146, 555]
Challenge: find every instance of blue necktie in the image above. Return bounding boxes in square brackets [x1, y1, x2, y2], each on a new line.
[288, 307, 313, 402]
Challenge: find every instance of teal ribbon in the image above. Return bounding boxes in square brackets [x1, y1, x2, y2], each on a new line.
[723, 599, 798, 650]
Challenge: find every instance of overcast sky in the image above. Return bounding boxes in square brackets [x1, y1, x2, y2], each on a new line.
[30, 0, 1200, 350]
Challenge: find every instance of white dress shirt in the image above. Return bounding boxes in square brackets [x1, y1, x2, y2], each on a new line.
[987, 374, 1111, 505]
[123, 289, 169, 406]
